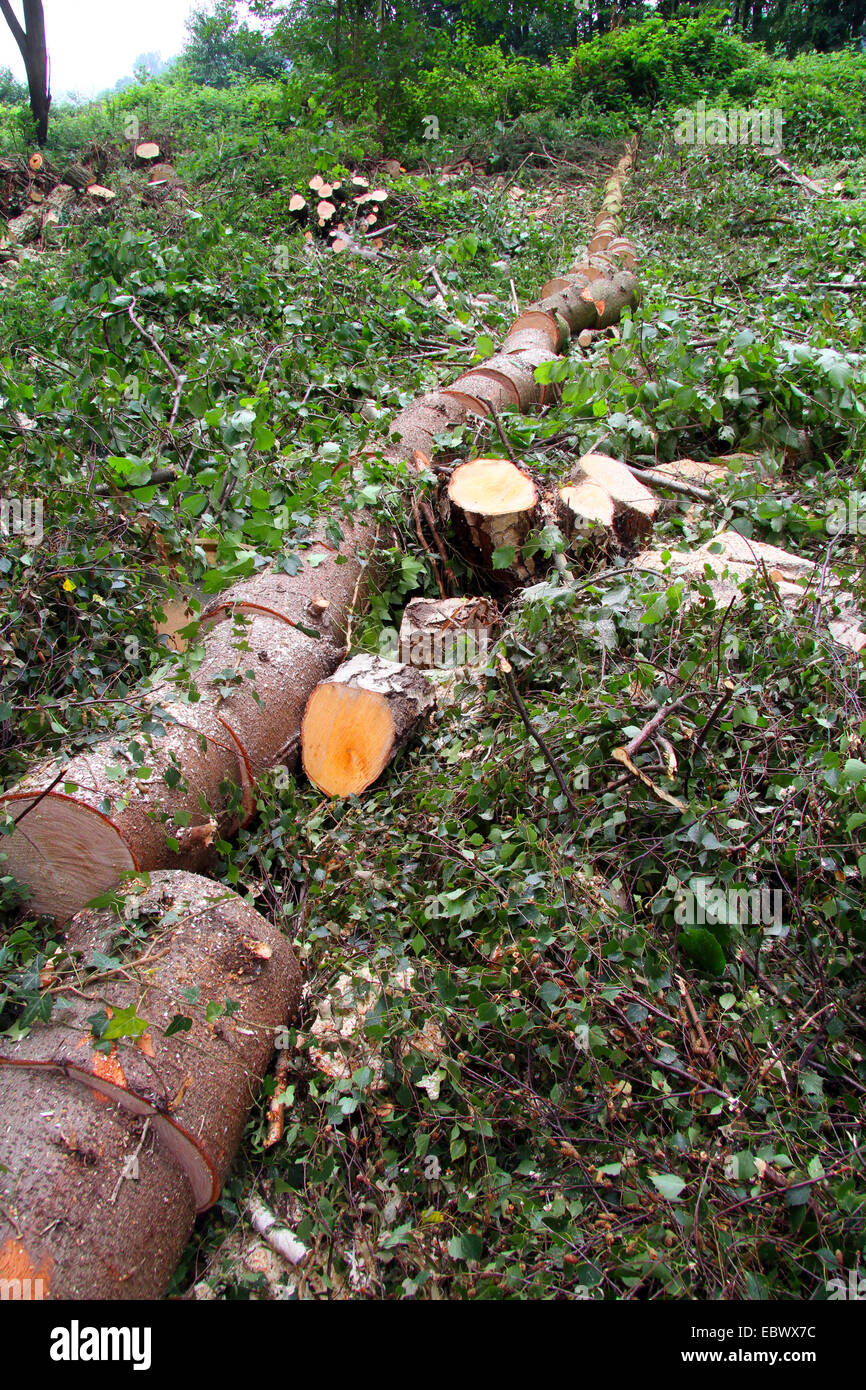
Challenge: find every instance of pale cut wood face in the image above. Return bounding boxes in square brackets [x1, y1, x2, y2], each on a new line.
[449, 458, 538, 518]
[0, 794, 136, 923]
[303, 683, 395, 797]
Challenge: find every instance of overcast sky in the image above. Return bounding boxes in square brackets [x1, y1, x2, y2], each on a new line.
[0, 0, 207, 98]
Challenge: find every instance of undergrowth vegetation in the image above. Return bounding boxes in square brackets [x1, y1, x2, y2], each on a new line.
[1, 10, 864, 1300]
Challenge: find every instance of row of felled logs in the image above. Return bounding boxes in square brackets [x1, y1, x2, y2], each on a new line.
[0, 142, 644, 1302]
[0, 528, 385, 1299]
[0, 869, 300, 1299]
[291, 141, 645, 797]
[383, 134, 640, 470]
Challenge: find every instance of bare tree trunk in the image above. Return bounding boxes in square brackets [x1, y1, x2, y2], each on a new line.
[0, 0, 51, 144]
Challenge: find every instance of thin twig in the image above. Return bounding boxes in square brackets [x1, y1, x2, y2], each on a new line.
[126, 301, 186, 449]
[498, 654, 580, 815]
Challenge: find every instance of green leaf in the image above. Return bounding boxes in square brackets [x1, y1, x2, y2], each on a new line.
[650, 1173, 686, 1201]
[164, 1014, 193, 1037]
[102, 1005, 149, 1041]
[448, 1232, 483, 1261]
[678, 929, 726, 977]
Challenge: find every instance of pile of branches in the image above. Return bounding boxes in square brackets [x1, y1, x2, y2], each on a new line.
[0, 151, 54, 219]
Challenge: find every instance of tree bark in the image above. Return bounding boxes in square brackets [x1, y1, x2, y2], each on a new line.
[0, 0, 51, 144]
[0, 520, 384, 921]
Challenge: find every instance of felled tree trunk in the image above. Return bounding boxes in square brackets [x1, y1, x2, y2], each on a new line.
[398, 596, 500, 668]
[0, 1067, 195, 1301]
[454, 353, 542, 412]
[379, 137, 639, 477]
[0, 696, 253, 924]
[301, 655, 435, 798]
[447, 457, 540, 578]
[387, 389, 469, 465]
[0, 870, 300, 1298]
[0, 520, 383, 922]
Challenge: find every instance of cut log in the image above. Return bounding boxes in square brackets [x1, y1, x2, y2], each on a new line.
[569, 451, 657, 540]
[388, 390, 469, 463]
[288, 193, 307, 216]
[191, 612, 343, 785]
[504, 309, 568, 353]
[0, 696, 253, 923]
[301, 655, 435, 797]
[636, 530, 865, 653]
[85, 184, 116, 203]
[458, 355, 539, 408]
[135, 142, 161, 163]
[0, 870, 301, 1299]
[606, 237, 637, 267]
[27, 152, 43, 173]
[535, 285, 601, 335]
[539, 271, 596, 298]
[145, 164, 181, 197]
[202, 522, 376, 636]
[448, 457, 539, 576]
[1, 870, 300, 1213]
[62, 163, 94, 191]
[399, 597, 500, 668]
[191, 524, 384, 782]
[440, 373, 516, 419]
[574, 271, 639, 328]
[558, 480, 633, 547]
[309, 174, 325, 193]
[503, 326, 561, 356]
[456, 353, 541, 411]
[0, 1066, 195, 1300]
[566, 264, 606, 286]
[502, 345, 559, 404]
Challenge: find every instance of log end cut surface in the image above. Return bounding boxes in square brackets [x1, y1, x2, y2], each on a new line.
[0, 795, 136, 923]
[448, 458, 537, 518]
[302, 683, 396, 797]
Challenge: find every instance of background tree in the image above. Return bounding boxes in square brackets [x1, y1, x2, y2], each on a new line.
[0, 0, 50, 142]
[182, 0, 288, 87]
[0, 63, 26, 104]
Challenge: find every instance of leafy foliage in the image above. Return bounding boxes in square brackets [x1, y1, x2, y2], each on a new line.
[1, 7, 865, 1303]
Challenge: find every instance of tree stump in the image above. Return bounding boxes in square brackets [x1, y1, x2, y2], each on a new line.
[447, 457, 539, 578]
